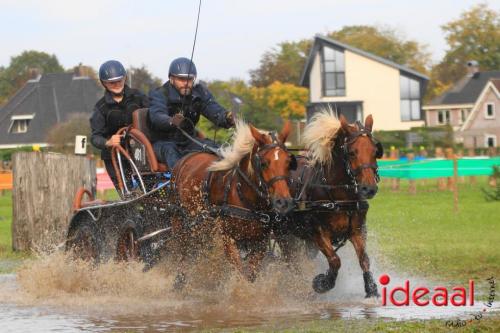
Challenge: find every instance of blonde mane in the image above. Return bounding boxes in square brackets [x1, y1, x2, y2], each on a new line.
[208, 120, 257, 172]
[302, 109, 342, 166]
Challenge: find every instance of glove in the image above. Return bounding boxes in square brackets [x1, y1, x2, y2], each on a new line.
[225, 112, 235, 128]
[170, 113, 185, 127]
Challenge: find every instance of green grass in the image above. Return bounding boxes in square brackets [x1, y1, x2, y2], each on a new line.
[201, 315, 500, 332]
[368, 177, 500, 291]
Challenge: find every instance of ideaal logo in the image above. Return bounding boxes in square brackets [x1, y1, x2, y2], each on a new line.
[378, 274, 496, 328]
[379, 274, 475, 306]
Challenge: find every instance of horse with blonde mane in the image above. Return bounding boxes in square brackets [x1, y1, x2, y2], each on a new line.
[278, 111, 382, 297]
[171, 120, 295, 283]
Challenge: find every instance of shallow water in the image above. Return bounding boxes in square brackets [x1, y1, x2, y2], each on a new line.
[0, 244, 498, 332]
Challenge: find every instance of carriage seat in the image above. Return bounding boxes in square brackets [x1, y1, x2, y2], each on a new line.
[130, 108, 168, 173]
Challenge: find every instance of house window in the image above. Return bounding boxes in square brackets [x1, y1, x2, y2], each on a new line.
[485, 135, 497, 148]
[400, 75, 421, 121]
[10, 119, 30, 133]
[9, 115, 34, 133]
[459, 109, 468, 124]
[437, 110, 450, 125]
[485, 103, 495, 119]
[322, 46, 345, 97]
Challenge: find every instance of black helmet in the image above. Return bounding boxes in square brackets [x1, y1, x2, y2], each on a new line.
[168, 57, 197, 78]
[99, 60, 126, 82]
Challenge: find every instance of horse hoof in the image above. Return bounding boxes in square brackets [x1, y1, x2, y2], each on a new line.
[173, 273, 186, 291]
[365, 287, 380, 298]
[312, 273, 335, 293]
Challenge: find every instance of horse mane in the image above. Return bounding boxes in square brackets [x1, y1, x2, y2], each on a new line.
[302, 108, 342, 166]
[207, 120, 258, 172]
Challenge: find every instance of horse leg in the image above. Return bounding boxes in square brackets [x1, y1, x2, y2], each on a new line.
[246, 240, 267, 282]
[312, 228, 340, 293]
[274, 233, 303, 273]
[223, 235, 245, 277]
[349, 220, 379, 298]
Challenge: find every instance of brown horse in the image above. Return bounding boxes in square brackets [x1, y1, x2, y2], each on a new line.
[279, 111, 382, 297]
[171, 120, 295, 282]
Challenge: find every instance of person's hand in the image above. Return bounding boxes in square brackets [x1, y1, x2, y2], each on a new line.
[105, 134, 121, 147]
[170, 113, 185, 127]
[225, 112, 235, 128]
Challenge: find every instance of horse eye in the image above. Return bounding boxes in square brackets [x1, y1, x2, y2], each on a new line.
[261, 160, 269, 169]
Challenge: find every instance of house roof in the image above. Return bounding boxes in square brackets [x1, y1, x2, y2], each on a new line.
[428, 71, 500, 106]
[460, 79, 500, 131]
[299, 34, 429, 87]
[0, 73, 102, 146]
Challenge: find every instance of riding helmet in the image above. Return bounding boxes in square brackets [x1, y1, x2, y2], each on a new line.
[168, 57, 197, 79]
[99, 60, 126, 82]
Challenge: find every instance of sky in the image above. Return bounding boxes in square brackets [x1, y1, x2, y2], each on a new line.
[1, 0, 498, 83]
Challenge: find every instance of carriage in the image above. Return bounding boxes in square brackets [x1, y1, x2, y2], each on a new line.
[66, 109, 382, 296]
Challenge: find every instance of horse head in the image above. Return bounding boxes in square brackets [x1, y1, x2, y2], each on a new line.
[248, 121, 295, 215]
[339, 114, 382, 199]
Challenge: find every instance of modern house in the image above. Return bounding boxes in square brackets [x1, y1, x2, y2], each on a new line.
[299, 34, 429, 130]
[423, 62, 500, 148]
[0, 72, 102, 149]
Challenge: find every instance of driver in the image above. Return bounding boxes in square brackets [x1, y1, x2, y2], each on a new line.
[148, 57, 235, 169]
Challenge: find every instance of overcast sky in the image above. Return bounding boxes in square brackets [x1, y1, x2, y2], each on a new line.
[1, 0, 498, 82]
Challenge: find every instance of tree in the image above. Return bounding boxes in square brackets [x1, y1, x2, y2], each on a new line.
[249, 25, 431, 87]
[46, 114, 93, 154]
[0, 50, 65, 105]
[128, 65, 162, 95]
[250, 81, 308, 120]
[250, 39, 311, 87]
[432, 3, 500, 87]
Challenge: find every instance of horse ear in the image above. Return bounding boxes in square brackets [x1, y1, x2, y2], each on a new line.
[278, 120, 291, 143]
[365, 114, 373, 132]
[249, 124, 268, 146]
[339, 114, 350, 132]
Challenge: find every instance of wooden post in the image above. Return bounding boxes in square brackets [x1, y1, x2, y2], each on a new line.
[408, 153, 416, 194]
[436, 148, 447, 190]
[468, 149, 476, 185]
[445, 148, 456, 191]
[12, 152, 96, 252]
[390, 147, 400, 191]
[453, 156, 459, 212]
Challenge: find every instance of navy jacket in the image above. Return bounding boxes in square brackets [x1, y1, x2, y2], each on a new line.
[90, 85, 149, 159]
[149, 82, 231, 142]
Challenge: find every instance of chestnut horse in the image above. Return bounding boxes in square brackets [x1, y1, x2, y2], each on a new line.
[171, 120, 295, 282]
[278, 111, 382, 297]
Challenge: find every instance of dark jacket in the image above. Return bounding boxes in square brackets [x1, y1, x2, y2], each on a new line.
[90, 85, 149, 160]
[148, 82, 231, 142]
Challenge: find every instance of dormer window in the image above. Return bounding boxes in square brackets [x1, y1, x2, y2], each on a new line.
[321, 46, 345, 97]
[9, 115, 34, 133]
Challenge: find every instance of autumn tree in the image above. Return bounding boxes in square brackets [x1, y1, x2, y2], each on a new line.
[430, 3, 500, 94]
[128, 65, 162, 94]
[250, 39, 311, 87]
[0, 50, 65, 105]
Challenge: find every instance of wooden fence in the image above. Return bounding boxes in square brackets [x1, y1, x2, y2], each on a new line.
[12, 152, 96, 251]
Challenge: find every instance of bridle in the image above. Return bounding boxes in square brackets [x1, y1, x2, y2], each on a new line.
[341, 121, 382, 187]
[237, 131, 296, 203]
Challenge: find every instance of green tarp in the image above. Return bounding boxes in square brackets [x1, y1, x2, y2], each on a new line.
[378, 157, 500, 179]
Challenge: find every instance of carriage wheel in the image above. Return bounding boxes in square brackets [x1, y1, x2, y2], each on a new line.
[66, 220, 101, 262]
[116, 227, 140, 261]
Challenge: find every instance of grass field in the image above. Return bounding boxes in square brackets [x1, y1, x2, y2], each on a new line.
[368, 177, 500, 292]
